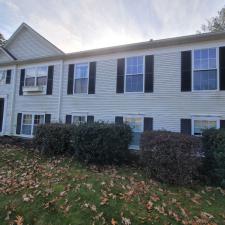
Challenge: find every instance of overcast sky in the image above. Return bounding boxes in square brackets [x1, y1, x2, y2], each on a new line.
[0, 0, 224, 53]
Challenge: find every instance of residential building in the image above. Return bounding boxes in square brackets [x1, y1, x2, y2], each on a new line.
[1, 23, 225, 149]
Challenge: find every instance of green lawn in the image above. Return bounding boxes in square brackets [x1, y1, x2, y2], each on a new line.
[0, 146, 225, 225]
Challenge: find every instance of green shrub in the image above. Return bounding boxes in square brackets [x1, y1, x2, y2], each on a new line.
[140, 131, 202, 185]
[33, 123, 73, 156]
[71, 122, 132, 165]
[202, 128, 225, 187]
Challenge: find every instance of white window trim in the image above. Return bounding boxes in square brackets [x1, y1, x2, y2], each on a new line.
[21, 113, 45, 137]
[191, 47, 219, 92]
[73, 62, 90, 95]
[191, 116, 220, 136]
[124, 56, 145, 94]
[25, 66, 48, 87]
[123, 114, 144, 150]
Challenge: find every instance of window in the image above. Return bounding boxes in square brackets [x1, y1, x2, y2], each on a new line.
[126, 56, 144, 92]
[0, 70, 6, 85]
[25, 66, 48, 87]
[36, 66, 48, 86]
[74, 63, 89, 93]
[124, 116, 143, 147]
[193, 48, 217, 90]
[33, 115, 45, 135]
[192, 118, 218, 136]
[22, 114, 32, 135]
[72, 115, 86, 125]
[21, 114, 45, 136]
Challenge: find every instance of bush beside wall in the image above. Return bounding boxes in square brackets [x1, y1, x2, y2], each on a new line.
[34, 122, 132, 165]
[71, 122, 132, 165]
[202, 128, 225, 188]
[33, 123, 73, 156]
[140, 131, 202, 185]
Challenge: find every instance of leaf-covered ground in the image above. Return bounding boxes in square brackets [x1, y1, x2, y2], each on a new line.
[0, 146, 225, 225]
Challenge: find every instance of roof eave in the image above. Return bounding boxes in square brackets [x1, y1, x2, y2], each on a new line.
[1, 31, 225, 67]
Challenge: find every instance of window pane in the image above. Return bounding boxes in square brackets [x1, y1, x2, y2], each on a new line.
[124, 117, 143, 147]
[37, 76, 47, 86]
[34, 115, 45, 125]
[33, 115, 45, 135]
[22, 114, 32, 135]
[209, 48, 216, 58]
[194, 50, 201, 59]
[75, 63, 88, 79]
[194, 120, 217, 136]
[194, 70, 217, 90]
[26, 68, 36, 77]
[73, 116, 86, 125]
[74, 78, 88, 93]
[22, 125, 32, 135]
[126, 74, 143, 92]
[23, 114, 32, 124]
[209, 59, 216, 69]
[131, 132, 141, 146]
[194, 48, 216, 71]
[201, 49, 208, 59]
[37, 66, 48, 77]
[25, 77, 35, 86]
[200, 59, 208, 70]
[126, 56, 143, 75]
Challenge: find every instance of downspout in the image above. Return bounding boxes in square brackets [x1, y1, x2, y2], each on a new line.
[10, 64, 17, 135]
[57, 60, 64, 122]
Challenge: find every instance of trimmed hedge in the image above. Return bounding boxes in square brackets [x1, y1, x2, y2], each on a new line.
[33, 123, 73, 156]
[34, 122, 132, 165]
[202, 128, 225, 187]
[71, 122, 132, 165]
[140, 131, 202, 185]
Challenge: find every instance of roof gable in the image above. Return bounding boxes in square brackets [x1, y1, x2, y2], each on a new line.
[4, 23, 64, 60]
[0, 47, 15, 63]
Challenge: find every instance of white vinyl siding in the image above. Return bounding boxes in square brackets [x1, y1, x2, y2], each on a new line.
[13, 62, 60, 135]
[5, 26, 62, 60]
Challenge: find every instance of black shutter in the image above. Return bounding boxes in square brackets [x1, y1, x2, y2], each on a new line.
[219, 47, 225, 90]
[87, 115, 94, 123]
[116, 58, 125, 93]
[67, 64, 74, 95]
[66, 115, 72, 124]
[16, 113, 22, 134]
[144, 117, 153, 131]
[220, 120, 225, 129]
[88, 62, 96, 94]
[19, 69, 25, 95]
[45, 114, 51, 124]
[145, 55, 154, 92]
[6, 70, 11, 84]
[0, 99, 4, 132]
[181, 119, 191, 135]
[181, 51, 192, 92]
[115, 116, 123, 124]
[46, 65, 54, 95]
